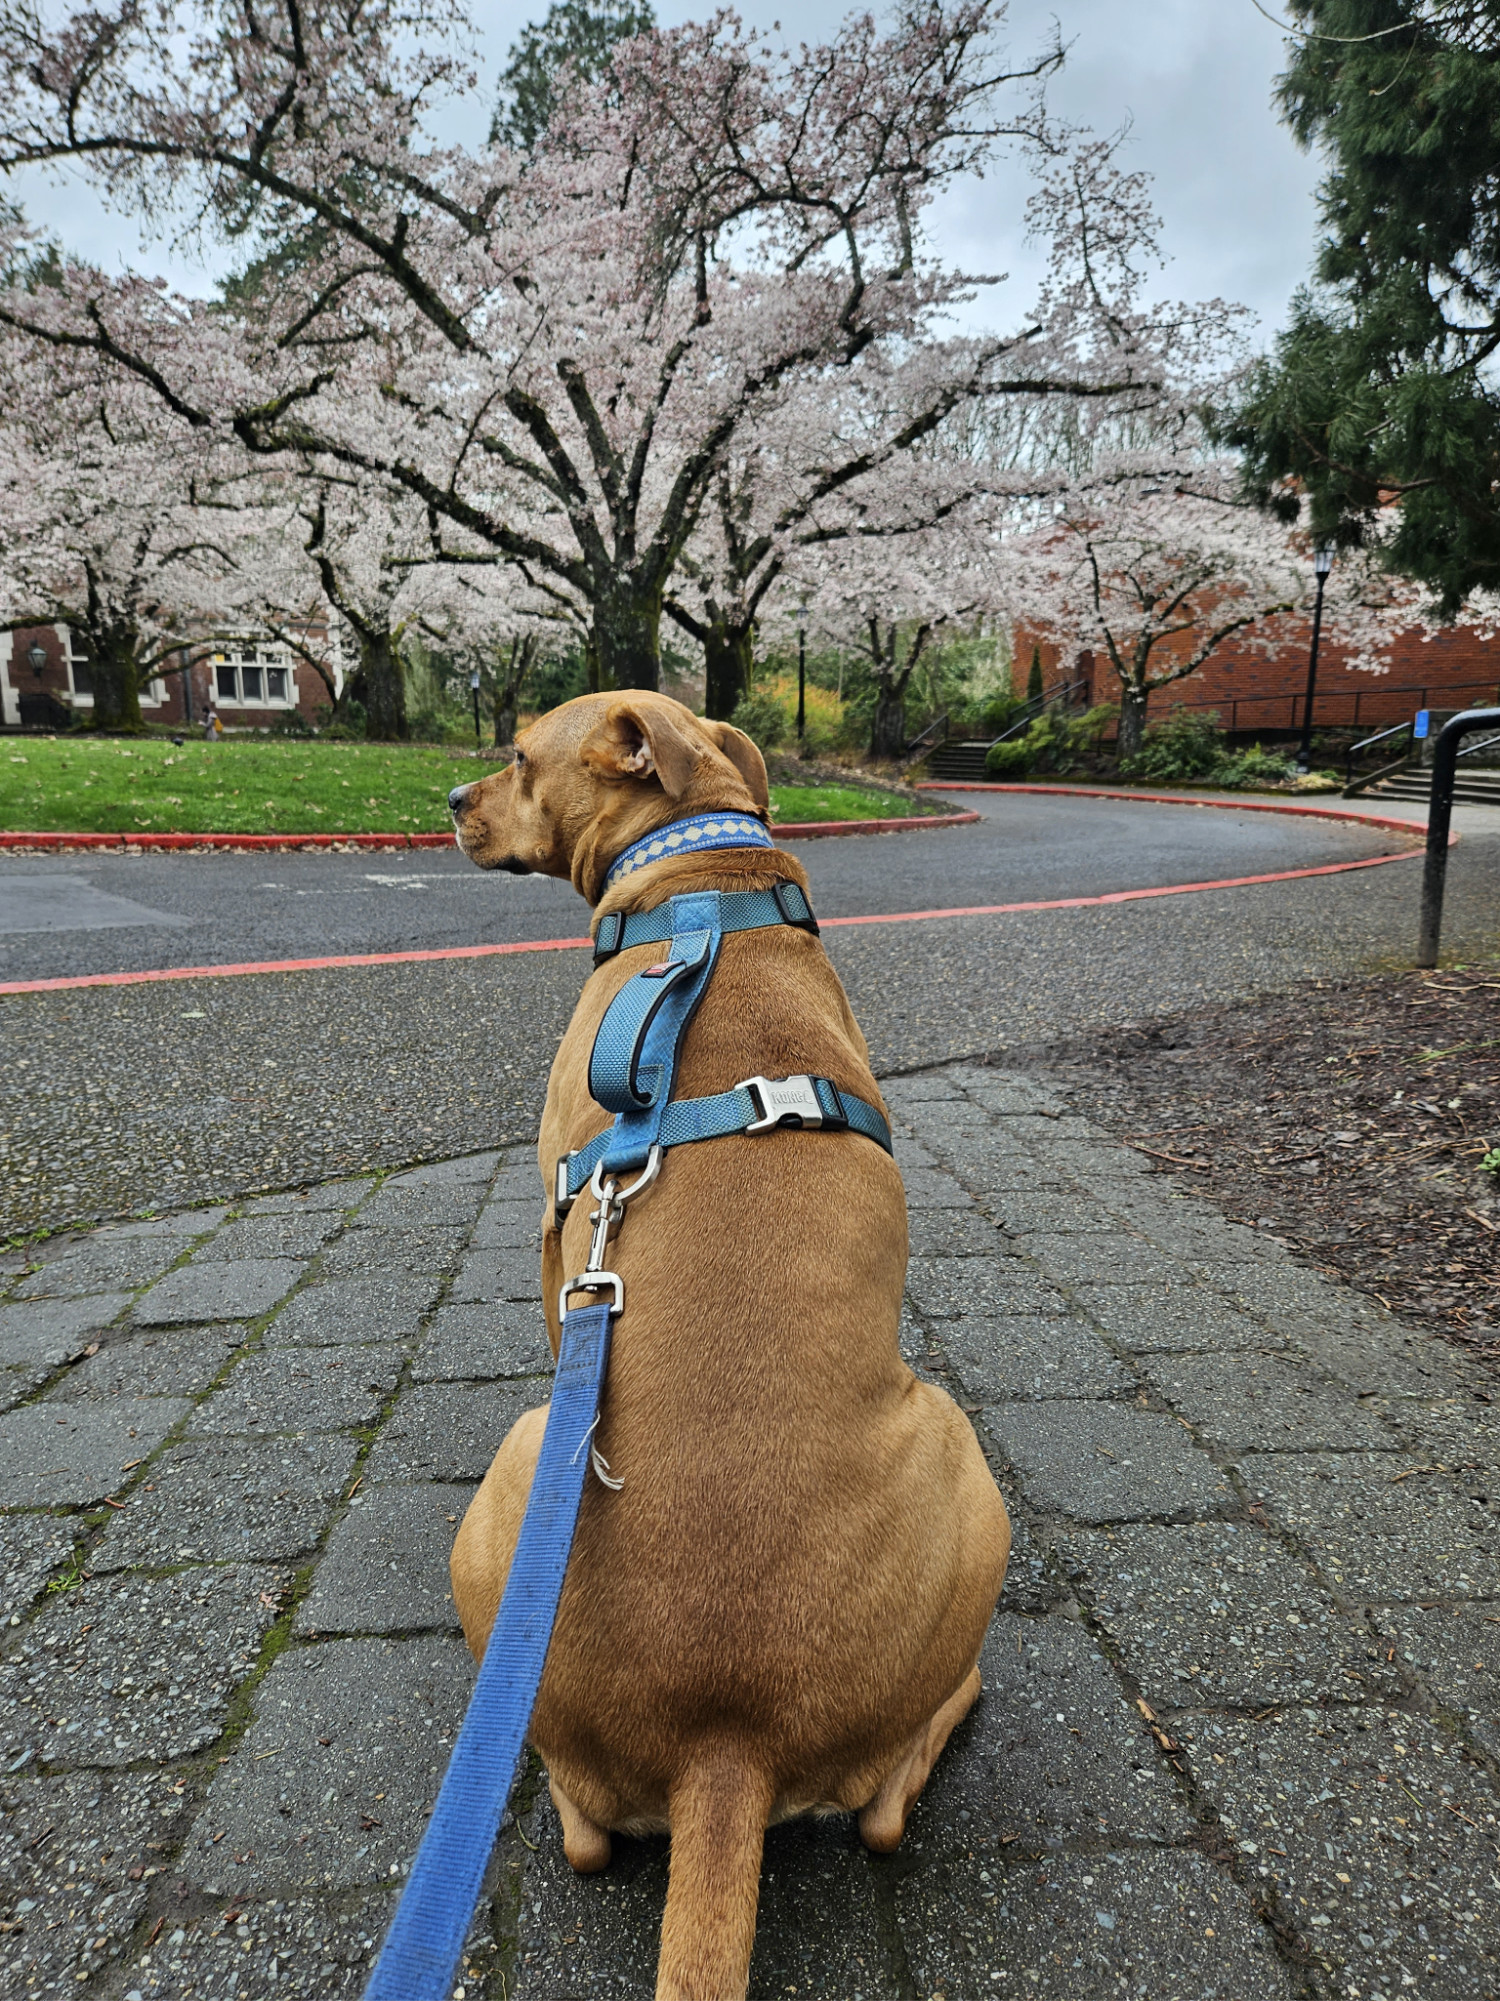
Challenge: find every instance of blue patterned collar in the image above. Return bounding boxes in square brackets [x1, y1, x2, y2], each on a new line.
[603, 811, 773, 889]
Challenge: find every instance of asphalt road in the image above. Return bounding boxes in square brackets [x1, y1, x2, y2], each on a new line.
[0, 789, 1405, 981]
[4, 792, 1496, 1239]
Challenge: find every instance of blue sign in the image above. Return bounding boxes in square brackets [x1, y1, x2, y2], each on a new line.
[1414, 709, 1431, 740]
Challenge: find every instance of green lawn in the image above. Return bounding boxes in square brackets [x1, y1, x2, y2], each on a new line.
[0, 737, 932, 834]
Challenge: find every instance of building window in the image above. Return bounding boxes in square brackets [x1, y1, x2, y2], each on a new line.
[213, 644, 294, 707]
[66, 635, 164, 708]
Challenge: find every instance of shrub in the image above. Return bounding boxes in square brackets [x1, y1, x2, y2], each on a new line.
[1229, 742, 1296, 785]
[729, 687, 790, 750]
[1120, 709, 1226, 784]
[984, 704, 1113, 778]
[984, 735, 1031, 776]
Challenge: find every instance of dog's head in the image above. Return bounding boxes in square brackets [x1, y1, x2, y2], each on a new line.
[449, 691, 770, 903]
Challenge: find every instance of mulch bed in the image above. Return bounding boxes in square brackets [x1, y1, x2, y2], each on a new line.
[1035, 959, 1500, 1362]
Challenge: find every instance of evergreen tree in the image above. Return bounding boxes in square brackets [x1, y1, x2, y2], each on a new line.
[492, 0, 656, 151]
[1227, 1, 1500, 612]
[1026, 643, 1044, 704]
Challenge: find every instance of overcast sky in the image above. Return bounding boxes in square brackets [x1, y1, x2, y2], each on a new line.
[8, 0, 1328, 350]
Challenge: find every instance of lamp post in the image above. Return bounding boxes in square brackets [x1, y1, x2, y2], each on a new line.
[469, 669, 482, 747]
[795, 605, 808, 743]
[1296, 545, 1335, 772]
[26, 642, 46, 680]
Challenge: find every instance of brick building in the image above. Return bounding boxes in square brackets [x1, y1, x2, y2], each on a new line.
[1017, 622, 1500, 740]
[2, 625, 340, 732]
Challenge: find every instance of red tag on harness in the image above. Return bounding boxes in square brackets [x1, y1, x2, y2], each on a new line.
[640, 962, 675, 978]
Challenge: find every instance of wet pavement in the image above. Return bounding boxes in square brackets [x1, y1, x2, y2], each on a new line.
[2, 1070, 1497, 1999]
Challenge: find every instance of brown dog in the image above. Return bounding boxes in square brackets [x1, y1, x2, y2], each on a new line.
[448, 692, 1009, 2000]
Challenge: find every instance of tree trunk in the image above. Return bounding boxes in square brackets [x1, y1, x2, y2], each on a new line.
[704, 623, 753, 721]
[869, 682, 908, 760]
[592, 586, 661, 693]
[88, 634, 145, 733]
[1117, 684, 1149, 760]
[361, 630, 408, 741]
[495, 700, 518, 748]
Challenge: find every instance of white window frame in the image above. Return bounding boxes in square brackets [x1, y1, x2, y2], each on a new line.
[65, 629, 165, 709]
[211, 639, 297, 709]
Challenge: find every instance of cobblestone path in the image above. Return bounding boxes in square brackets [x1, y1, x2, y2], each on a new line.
[1, 1068, 1496, 2000]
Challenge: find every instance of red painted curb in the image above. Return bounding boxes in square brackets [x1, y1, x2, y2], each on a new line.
[0, 843, 1425, 997]
[0, 813, 975, 851]
[915, 781, 1423, 841]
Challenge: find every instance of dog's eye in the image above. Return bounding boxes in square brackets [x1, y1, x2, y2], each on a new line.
[513, 750, 526, 769]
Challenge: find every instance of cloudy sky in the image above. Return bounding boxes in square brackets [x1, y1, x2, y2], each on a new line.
[9, 0, 1328, 350]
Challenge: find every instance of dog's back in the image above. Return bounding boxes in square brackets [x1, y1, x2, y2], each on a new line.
[448, 699, 1008, 2000]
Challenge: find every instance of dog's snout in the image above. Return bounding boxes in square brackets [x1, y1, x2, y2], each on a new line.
[448, 784, 471, 815]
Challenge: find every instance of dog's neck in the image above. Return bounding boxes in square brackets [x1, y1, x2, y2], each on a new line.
[573, 787, 768, 905]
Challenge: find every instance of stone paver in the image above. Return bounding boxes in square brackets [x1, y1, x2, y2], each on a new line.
[0, 1395, 188, 1506]
[295, 1482, 473, 1634]
[184, 1342, 405, 1435]
[985, 1401, 1236, 1521]
[1, 1078, 1496, 1997]
[91, 1432, 360, 1568]
[134, 1255, 307, 1325]
[0, 1292, 132, 1365]
[181, 1635, 474, 1895]
[0, 1563, 282, 1767]
[264, 1271, 446, 1346]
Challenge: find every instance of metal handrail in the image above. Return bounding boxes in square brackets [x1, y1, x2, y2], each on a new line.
[987, 677, 1088, 749]
[1418, 707, 1500, 965]
[904, 711, 949, 759]
[1346, 722, 1412, 789]
[1457, 727, 1500, 762]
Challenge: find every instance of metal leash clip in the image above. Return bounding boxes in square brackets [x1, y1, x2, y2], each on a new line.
[557, 1146, 662, 1322]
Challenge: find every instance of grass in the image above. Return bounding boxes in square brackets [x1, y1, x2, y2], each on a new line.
[0, 736, 933, 834]
[769, 781, 937, 822]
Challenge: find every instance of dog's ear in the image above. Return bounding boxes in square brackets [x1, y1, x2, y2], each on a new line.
[579, 698, 702, 798]
[699, 720, 769, 812]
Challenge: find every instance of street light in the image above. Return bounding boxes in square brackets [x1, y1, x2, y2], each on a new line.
[795, 604, 808, 743]
[1296, 544, 1335, 772]
[469, 669, 482, 747]
[26, 642, 47, 679]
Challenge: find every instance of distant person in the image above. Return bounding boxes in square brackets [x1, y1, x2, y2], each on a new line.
[203, 707, 223, 740]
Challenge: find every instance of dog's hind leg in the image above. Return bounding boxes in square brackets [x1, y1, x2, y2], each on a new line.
[551, 1776, 612, 1873]
[856, 1665, 981, 1855]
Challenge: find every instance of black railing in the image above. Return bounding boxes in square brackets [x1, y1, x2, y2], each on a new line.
[1165, 679, 1500, 736]
[1346, 722, 1413, 790]
[903, 712, 950, 759]
[1418, 708, 1500, 965]
[988, 677, 1089, 749]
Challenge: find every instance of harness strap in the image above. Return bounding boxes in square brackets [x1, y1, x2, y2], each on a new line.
[362, 1296, 614, 2001]
[592, 880, 816, 966]
[555, 1074, 892, 1211]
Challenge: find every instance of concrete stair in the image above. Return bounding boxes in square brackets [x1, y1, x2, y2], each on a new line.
[925, 740, 995, 781]
[1368, 765, 1500, 806]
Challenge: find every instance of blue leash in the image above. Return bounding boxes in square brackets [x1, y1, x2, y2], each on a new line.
[362, 860, 891, 2001]
[362, 1297, 614, 2001]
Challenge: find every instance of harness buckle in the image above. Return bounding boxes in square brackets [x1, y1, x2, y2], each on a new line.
[771, 880, 820, 935]
[738, 1074, 828, 1133]
[592, 910, 625, 965]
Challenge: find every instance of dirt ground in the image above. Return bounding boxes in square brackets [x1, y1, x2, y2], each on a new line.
[1038, 955, 1500, 1362]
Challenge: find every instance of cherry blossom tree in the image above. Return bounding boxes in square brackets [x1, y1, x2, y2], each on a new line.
[0, 0, 1213, 701]
[996, 450, 1414, 757]
[0, 338, 274, 728]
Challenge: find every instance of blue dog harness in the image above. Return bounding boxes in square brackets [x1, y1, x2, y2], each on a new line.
[362, 832, 891, 2001]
